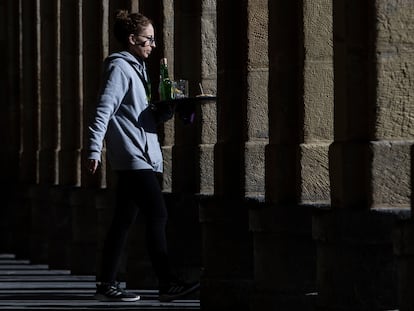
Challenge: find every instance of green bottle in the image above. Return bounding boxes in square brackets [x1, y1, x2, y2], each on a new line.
[159, 58, 172, 101]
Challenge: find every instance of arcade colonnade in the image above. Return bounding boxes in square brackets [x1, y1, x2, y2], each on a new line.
[1, 0, 413, 310]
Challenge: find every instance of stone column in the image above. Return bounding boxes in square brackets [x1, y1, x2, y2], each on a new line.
[250, 1, 333, 310]
[199, 1, 253, 310]
[314, 0, 413, 309]
[48, 0, 83, 270]
[384, 1, 414, 310]
[70, 0, 109, 275]
[0, 0, 21, 253]
[159, 0, 175, 192]
[300, 0, 333, 205]
[168, 0, 204, 282]
[29, 0, 62, 265]
[244, 0, 268, 199]
[395, 142, 414, 311]
[12, 0, 39, 261]
[80, 0, 108, 190]
[171, 0, 217, 194]
[37, 0, 60, 185]
[198, 0, 217, 197]
[172, 0, 201, 193]
[59, 0, 82, 188]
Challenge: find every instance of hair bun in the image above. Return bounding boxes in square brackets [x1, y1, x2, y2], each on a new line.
[115, 9, 129, 20]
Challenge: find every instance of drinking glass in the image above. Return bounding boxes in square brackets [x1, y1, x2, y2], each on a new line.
[172, 79, 189, 99]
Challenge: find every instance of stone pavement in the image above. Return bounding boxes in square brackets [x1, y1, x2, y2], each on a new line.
[0, 254, 200, 310]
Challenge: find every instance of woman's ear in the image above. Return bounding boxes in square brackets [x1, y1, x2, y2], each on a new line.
[128, 34, 135, 45]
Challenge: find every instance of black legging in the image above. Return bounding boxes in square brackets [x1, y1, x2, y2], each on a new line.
[99, 169, 172, 284]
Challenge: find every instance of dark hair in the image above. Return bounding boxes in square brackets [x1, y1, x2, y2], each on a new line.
[113, 10, 153, 46]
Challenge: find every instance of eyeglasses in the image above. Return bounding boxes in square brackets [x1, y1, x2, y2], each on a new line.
[137, 35, 156, 46]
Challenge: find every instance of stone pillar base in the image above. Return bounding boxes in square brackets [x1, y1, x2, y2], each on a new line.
[69, 188, 103, 276]
[201, 278, 252, 311]
[394, 218, 414, 311]
[126, 192, 201, 289]
[199, 195, 253, 311]
[251, 292, 317, 311]
[29, 185, 51, 264]
[165, 193, 201, 281]
[125, 215, 156, 289]
[249, 203, 318, 311]
[9, 184, 31, 259]
[94, 189, 120, 281]
[48, 186, 77, 270]
[313, 208, 403, 310]
[0, 182, 16, 253]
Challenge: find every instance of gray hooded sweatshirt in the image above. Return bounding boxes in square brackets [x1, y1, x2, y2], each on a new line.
[87, 51, 165, 172]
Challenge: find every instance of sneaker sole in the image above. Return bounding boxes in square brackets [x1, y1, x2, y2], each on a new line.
[94, 293, 141, 302]
[159, 282, 200, 302]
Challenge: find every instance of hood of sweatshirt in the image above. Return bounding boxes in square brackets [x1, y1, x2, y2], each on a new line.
[105, 51, 147, 73]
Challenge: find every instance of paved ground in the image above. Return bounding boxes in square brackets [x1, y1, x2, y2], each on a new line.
[0, 254, 200, 310]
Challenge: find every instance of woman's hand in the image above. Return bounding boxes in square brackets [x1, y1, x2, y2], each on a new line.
[86, 159, 99, 175]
